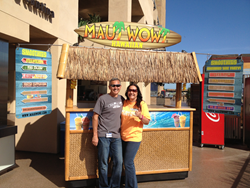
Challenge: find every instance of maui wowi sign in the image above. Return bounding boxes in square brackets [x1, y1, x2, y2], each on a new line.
[75, 21, 181, 49]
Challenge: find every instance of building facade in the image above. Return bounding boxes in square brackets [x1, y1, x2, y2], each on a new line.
[0, 0, 166, 153]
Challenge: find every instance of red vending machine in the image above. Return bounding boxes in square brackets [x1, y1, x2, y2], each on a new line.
[201, 74, 225, 149]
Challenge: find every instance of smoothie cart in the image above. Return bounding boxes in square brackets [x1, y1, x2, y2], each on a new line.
[57, 43, 202, 185]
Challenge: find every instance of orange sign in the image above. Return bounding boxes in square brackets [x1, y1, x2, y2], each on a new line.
[208, 79, 235, 84]
[209, 72, 235, 77]
[208, 92, 234, 98]
[75, 21, 181, 49]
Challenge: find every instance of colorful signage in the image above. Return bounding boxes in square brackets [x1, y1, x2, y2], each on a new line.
[203, 59, 243, 116]
[75, 21, 181, 49]
[16, 47, 52, 119]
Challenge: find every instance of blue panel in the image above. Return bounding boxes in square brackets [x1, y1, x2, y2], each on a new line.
[144, 111, 190, 129]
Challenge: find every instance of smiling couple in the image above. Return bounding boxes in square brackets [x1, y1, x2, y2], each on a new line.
[92, 78, 151, 188]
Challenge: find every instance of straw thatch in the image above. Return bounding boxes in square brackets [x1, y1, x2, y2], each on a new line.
[63, 46, 201, 83]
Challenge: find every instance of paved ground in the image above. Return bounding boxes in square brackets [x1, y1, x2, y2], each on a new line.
[0, 143, 249, 188]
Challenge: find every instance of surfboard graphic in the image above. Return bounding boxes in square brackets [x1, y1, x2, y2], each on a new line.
[75, 21, 181, 49]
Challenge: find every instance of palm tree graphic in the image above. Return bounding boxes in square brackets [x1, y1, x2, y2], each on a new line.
[158, 26, 170, 37]
[113, 21, 125, 33]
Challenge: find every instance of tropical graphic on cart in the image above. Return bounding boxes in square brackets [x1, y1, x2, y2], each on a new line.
[144, 111, 190, 129]
[70, 112, 93, 130]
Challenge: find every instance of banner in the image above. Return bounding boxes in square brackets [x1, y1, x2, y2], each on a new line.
[16, 47, 52, 118]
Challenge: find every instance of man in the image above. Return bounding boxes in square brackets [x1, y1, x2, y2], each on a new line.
[92, 78, 124, 188]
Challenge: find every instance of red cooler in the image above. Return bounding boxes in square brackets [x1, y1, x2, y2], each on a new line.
[201, 74, 225, 149]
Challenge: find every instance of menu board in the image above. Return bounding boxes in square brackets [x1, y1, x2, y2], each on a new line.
[15, 48, 52, 119]
[203, 59, 243, 116]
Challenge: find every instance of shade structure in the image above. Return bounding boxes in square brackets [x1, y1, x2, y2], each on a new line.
[57, 44, 202, 83]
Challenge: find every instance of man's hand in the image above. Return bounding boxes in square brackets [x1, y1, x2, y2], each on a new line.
[92, 136, 98, 146]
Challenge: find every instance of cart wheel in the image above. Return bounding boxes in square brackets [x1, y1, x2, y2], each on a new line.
[219, 145, 224, 150]
[200, 144, 203, 148]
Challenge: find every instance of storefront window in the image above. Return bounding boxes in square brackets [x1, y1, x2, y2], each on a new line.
[77, 80, 107, 102]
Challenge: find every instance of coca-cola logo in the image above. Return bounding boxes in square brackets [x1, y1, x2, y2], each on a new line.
[205, 113, 220, 122]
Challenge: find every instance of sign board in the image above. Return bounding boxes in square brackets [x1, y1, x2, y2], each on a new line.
[75, 21, 181, 49]
[16, 47, 52, 118]
[203, 59, 243, 116]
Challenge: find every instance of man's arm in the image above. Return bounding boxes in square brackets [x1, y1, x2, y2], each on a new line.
[92, 112, 99, 146]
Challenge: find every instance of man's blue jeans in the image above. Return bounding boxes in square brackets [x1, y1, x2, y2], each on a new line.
[122, 141, 141, 188]
[98, 137, 122, 188]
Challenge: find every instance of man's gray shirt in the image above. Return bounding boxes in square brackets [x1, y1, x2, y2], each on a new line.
[93, 94, 123, 138]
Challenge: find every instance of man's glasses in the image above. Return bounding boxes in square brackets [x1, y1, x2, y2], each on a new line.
[110, 84, 121, 87]
[128, 89, 137, 92]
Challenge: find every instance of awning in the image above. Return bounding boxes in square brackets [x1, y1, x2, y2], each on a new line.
[57, 44, 202, 83]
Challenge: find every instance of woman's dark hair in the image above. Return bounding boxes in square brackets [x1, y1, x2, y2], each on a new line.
[125, 83, 143, 108]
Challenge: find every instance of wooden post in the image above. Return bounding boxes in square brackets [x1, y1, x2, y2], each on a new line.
[65, 112, 70, 181]
[189, 111, 193, 171]
[57, 44, 69, 79]
[175, 83, 182, 108]
[66, 79, 73, 108]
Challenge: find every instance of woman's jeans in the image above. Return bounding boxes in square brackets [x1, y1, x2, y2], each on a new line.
[98, 137, 123, 188]
[122, 141, 141, 188]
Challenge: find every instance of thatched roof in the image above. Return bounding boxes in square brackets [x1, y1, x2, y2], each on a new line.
[57, 44, 202, 83]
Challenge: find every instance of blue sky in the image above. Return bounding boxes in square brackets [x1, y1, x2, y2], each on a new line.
[164, 0, 250, 89]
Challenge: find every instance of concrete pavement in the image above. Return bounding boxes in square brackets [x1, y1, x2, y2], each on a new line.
[0, 143, 249, 188]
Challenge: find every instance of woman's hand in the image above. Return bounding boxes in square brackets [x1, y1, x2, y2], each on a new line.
[135, 107, 150, 125]
[135, 108, 142, 119]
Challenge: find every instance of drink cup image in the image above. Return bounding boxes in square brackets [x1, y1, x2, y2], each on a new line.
[173, 115, 180, 127]
[179, 115, 186, 127]
[74, 117, 82, 130]
[82, 117, 90, 130]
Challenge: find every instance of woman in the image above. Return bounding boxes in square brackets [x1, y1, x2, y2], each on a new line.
[121, 83, 151, 188]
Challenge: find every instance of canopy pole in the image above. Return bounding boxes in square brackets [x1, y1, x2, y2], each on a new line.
[175, 83, 182, 108]
[66, 80, 73, 108]
[57, 44, 70, 79]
